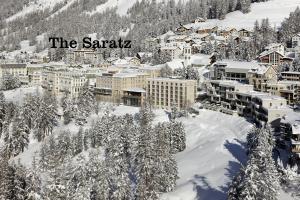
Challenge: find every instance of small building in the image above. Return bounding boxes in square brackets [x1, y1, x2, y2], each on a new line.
[248, 64, 277, 92]
[258, 50, 284, 67]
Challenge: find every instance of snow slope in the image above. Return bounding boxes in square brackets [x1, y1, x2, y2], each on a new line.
[196, 0, 300, 30]
[161, 110, 253, 200]
[88, 0, 190, 16]
[6, 0, 68, 22]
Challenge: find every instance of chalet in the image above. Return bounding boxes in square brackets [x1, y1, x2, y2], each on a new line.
[238, 28, 253, 37]
[194, 17, 206, 23]
[219, 28, 238, 39]
[258, 50, 284, 67]
[265, 43, 285, 56]
[248, 64, 277, 92]
[176, 24, 192, 35]
[196, 25, 218, 35]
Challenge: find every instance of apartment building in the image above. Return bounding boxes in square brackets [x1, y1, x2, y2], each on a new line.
[146, 78, 197, 110]
[281, 71, 300, 81]
[267, 81, 300, 105]
[250, 93, 288, 126]
[210, 61, 262, 83]
[27, 64, 44, 86]
[0, 63, 28, 83]
[205, 80, 288, 126]
[205, 80, 254, 115]
[42, 66, 89, 98]
[95, 71, 149, 106]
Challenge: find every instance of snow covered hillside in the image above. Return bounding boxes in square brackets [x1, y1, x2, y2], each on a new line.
[6, 0, 68, 22]
[187, 0, 300, 30]
[88, 0, 190, 16]
[161, 110, 253, 200]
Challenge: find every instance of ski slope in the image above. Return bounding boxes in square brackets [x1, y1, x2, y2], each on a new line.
[204, 0, 300, 29]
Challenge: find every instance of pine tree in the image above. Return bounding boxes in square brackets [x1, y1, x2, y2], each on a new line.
[34, 91, 57, 141]
[0, 91, 6, 137]
[4, 109, 30, 158]
[76, 81, 96, 125]
[74, 127, 84, 155]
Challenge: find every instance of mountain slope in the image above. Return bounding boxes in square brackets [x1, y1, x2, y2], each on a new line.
[187, 0, 300, 30]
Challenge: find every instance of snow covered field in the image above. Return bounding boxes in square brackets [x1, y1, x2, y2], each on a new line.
[161, 110, 253, 200]
[203, 0, 300, 29]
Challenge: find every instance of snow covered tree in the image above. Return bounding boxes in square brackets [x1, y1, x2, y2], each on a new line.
[4, 109, 30, 158]
[105, 116, 132, 199]
[0, 91, 6, 137]
[61, 92, 76, 125]
[34, 91, 57, 141]
[1, 72, 21, 90]
[228, 126, 280, 200]
[74, 127, 84, 155]
[160, 65, 173, 77]
[76, 81, 96, 125]
[26, 161, 42, 200]
[170, 121, 186, 153]
[87, 149, 109, 200]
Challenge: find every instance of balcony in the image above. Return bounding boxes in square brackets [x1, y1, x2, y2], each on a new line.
[291, 147, 300, 153]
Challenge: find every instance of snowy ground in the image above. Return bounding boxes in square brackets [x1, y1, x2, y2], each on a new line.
[1, 87, 297, 199]
[161, 110, 253, 200]
[3, 86, 43, 105]
[203, 0, 300, 29]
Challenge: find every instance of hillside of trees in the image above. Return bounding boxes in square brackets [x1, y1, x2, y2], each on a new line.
[0, 0, 269, 54]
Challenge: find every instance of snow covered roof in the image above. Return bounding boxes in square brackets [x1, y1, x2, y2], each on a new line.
[248, 64, 272, 75]
[123, 88, 146, 93]
[188, 54, 211, 66]
[184, 22, 218, 31]
[222, 60, 261, 73]
[259, 50, 284, 58]
[166, 59, 184, 70]
[0, 63, 26, 68]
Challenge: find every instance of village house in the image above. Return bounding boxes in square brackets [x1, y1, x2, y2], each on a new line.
[175, 24, 193, 35]
[258, 49, 285, 68]
[238, 28, 253, 37]
[248, 64, 277, 92]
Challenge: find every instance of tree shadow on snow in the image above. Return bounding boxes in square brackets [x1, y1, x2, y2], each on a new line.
[192, 175, 227, 200]
[192, 139, 248, 200]
[224, 139, 247, 165]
